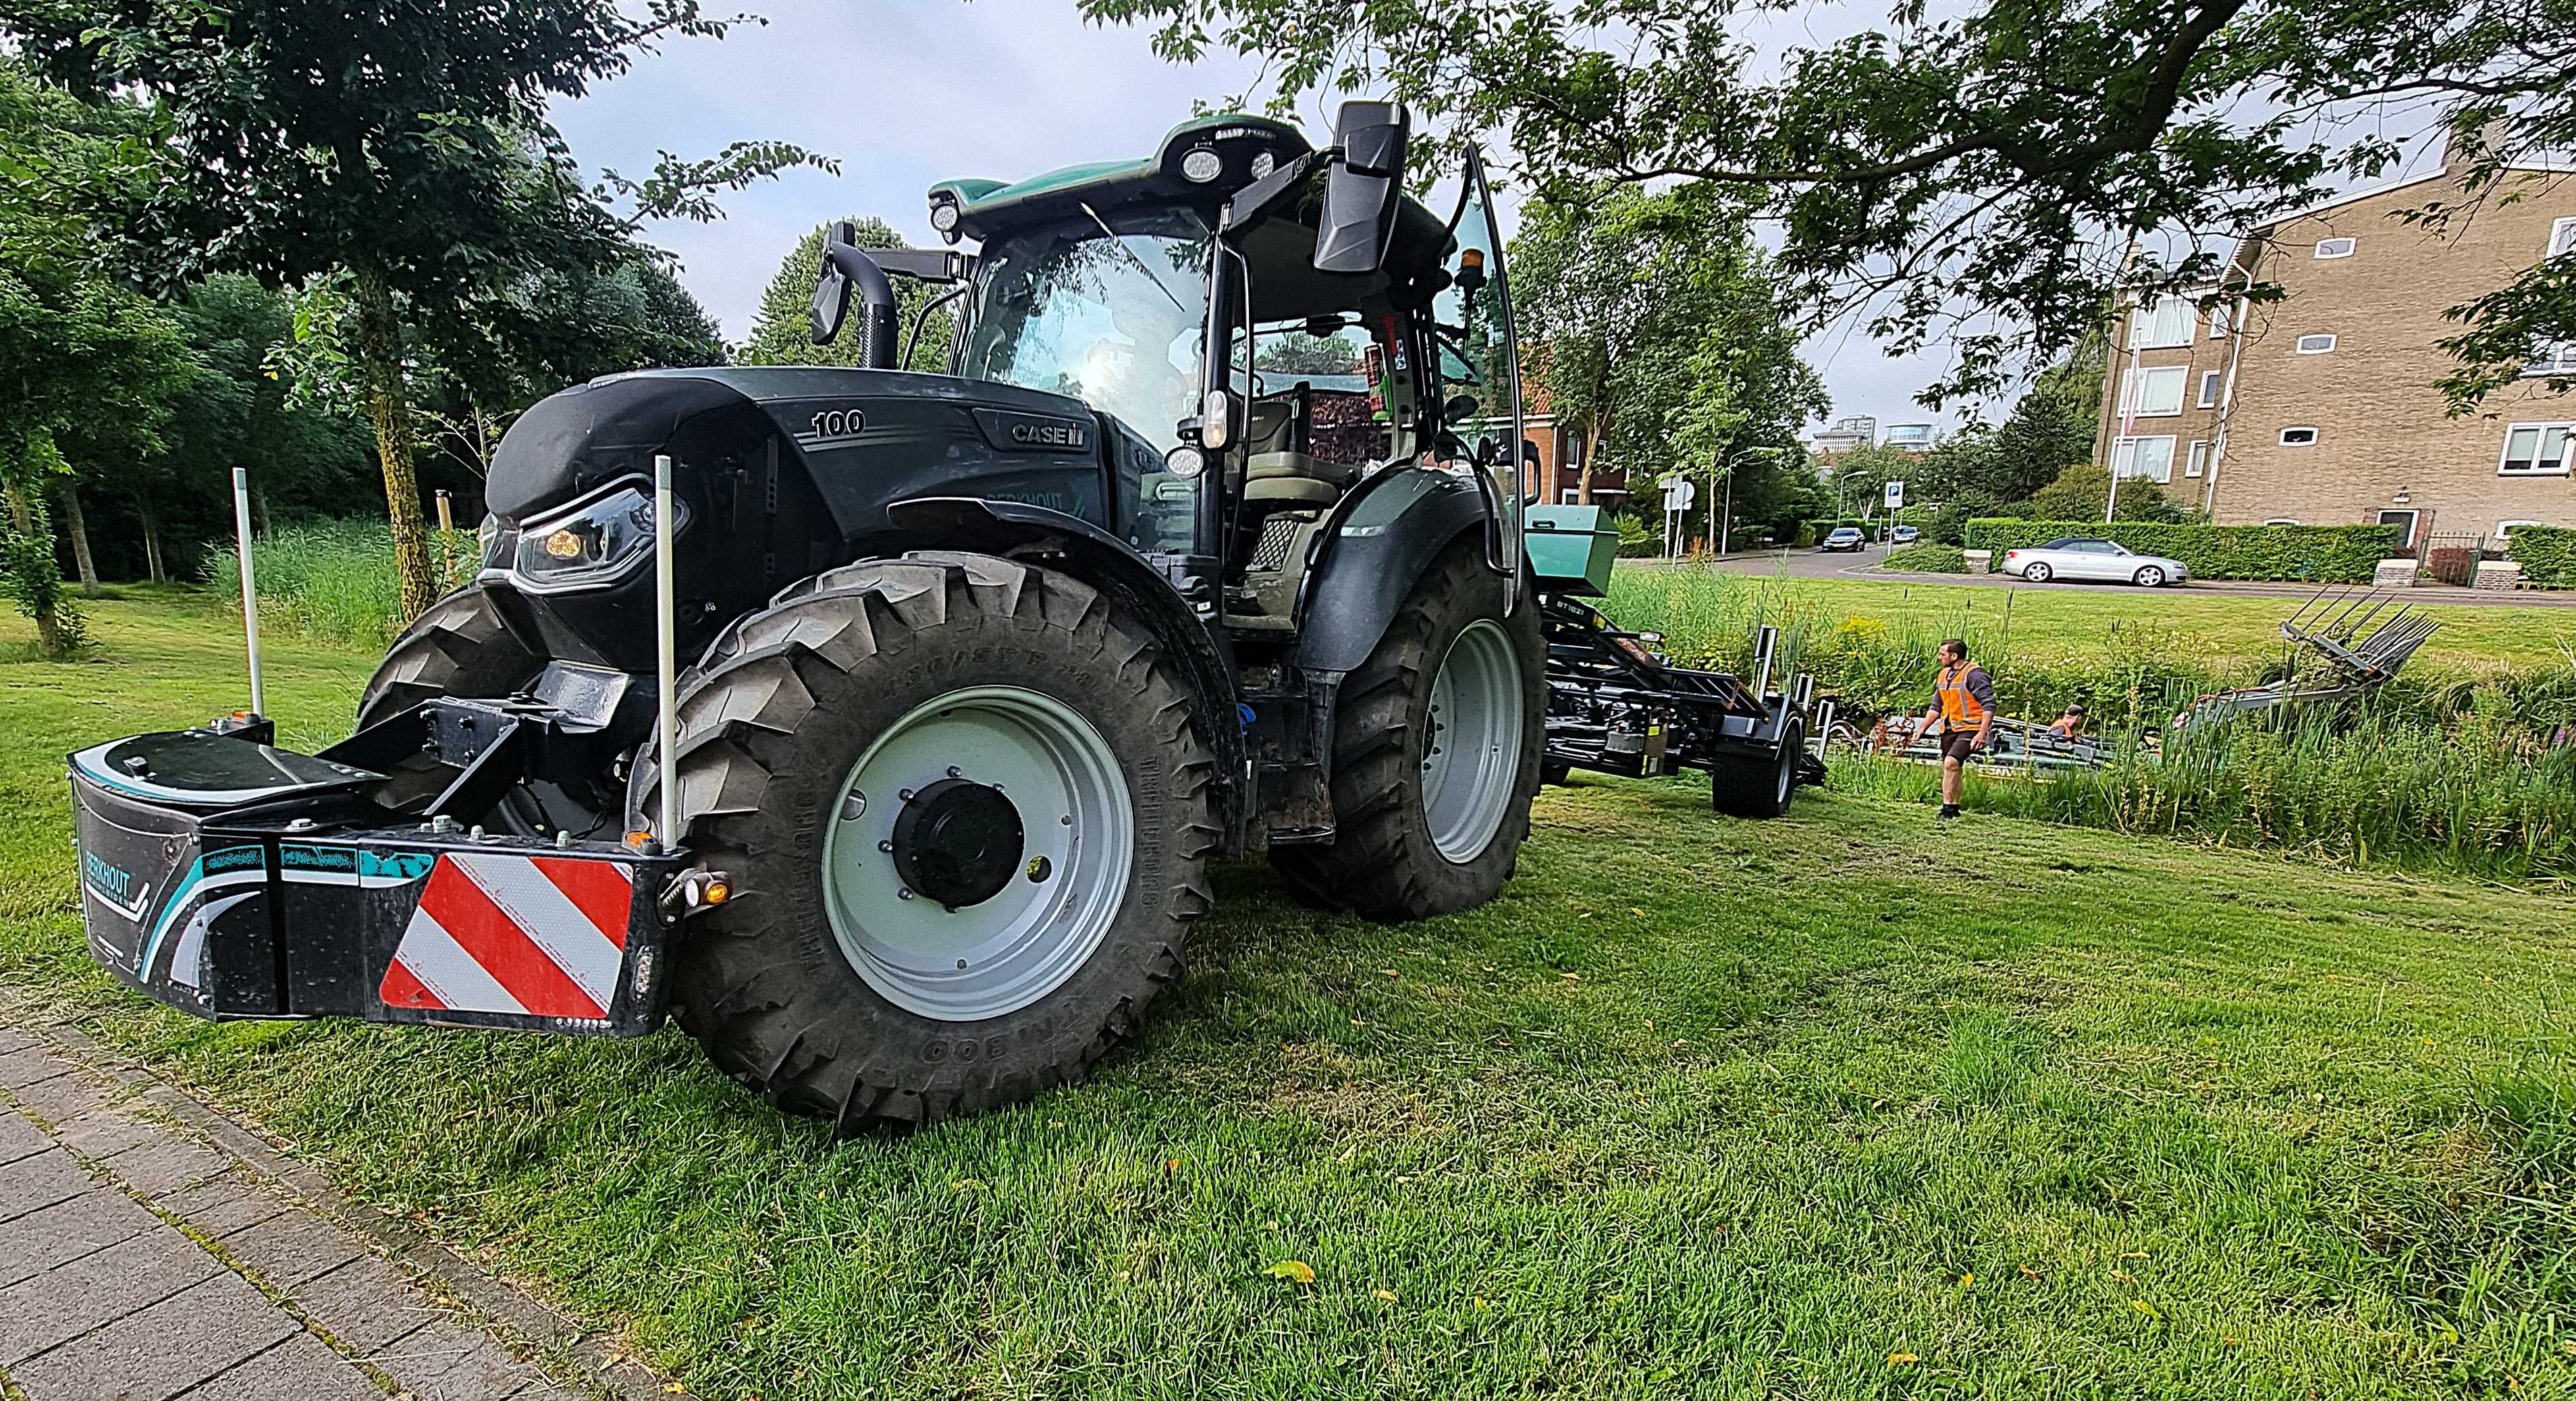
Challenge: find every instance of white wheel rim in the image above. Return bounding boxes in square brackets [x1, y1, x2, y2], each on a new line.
[1421, 618, 1524, 863]
[819, 686, 1134, 1021]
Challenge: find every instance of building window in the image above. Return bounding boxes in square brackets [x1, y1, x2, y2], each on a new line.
[2263, 518, 2301, 526]
[2280, 427, 2319, 447]
[2295, 333, 2338, 354]
[2127, 297, 2195, 350]
[2110, 435, 2176, 483]
[2184, 440, 2211, 478]
[2197, 369, 2223, 408]
[2552, 218, 2576, 258]
[2208, 301, 2232, 339]
[1559, 489, 1582, 504]
[2377, 509, 2421, 551]
[2313, 237, 2356, 258]
[2500, 520, 2546, 543]
[2119, 365, 2188, 416]
[2528, 341, 2576, 377]
[2500, 422, 2575, 475]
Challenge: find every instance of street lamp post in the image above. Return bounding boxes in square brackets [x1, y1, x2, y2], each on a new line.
[1711, 444, 1787, 558]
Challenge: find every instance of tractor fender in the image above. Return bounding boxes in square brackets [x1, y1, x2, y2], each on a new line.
[883, 496, 1247, 848]
[1293, 468, 1494, 674]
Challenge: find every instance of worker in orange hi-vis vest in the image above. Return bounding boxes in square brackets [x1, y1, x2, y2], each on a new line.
[1901, 638, 1996, 822]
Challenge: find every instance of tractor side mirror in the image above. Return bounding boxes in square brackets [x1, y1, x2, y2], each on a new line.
[1444, 393, 1480, 425]
[809, 221, 856, 345]
[1313, 100, 1411, 275]
[1522, 438, 1543, 505]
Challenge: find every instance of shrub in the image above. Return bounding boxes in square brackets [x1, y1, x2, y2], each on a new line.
[2022, 464, 2199, 523]
[2507, 525, 2576, 588]
[206, 518, 477, 649]
[1963, 519, 2398, 582]
[1881, 543, 1967, 573]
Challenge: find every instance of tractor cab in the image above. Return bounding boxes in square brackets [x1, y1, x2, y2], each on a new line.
[815, 103, 1530, 634]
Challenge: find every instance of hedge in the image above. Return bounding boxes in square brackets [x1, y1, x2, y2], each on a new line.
[1962, 520, 2400, 582]
[1880, 543, 1967, 573]
[2506, 525, 2576, 588]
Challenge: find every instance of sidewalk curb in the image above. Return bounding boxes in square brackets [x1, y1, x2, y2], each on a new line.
[0, 986, 689, 1401]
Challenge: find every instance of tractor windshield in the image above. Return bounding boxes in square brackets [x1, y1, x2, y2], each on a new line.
[959, 209, 1212, 454]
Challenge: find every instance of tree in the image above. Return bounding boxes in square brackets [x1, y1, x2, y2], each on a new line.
[1513, 183, 1825, 525]
[741, 217, 954, 372]
[1083, 0, 2576, 407]
[0, 63, 193, 652]
[1257, 333, 1360, 375]
[1913, 332, 2107, 539]
[4, 0, 827, 621]
[1513, 187, 1663, 504]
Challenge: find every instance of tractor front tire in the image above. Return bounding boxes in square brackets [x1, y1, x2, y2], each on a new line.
[356, 586, 537, 732]
[1709, 716, 1806, 819]
[644, 553, 1218, 1131]
[1271, 540, 1542, 921]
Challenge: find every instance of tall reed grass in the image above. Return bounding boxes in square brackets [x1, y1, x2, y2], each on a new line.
[205, 519, 477, 649]
[1608, 566, 2576, 881]
[1834, 711, 2576, 881]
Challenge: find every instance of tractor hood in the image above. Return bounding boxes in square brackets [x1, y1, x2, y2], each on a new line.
[485, 366, 1115, 537]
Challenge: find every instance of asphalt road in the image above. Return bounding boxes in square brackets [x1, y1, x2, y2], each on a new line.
[1675, 543, 2576, 607]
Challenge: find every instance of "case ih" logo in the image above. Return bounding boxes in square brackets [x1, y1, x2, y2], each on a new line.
[1009, 421, 1085, 448]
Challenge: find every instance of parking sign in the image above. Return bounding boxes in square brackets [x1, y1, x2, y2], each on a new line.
[1884, 480, 1904, 510]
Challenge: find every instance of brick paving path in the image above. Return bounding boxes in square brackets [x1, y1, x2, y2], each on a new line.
[0, 1011, 682, 1401]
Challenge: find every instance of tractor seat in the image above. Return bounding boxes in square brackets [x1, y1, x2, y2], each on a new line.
[1243, 451, 1355, 507]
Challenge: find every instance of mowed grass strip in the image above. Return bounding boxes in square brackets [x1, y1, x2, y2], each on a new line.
[3, 595, 2572, 1399]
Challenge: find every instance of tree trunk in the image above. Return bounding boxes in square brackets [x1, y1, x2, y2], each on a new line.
[136, 491, 165, 582]
[349, 264, 436, 622]
[55, 481, 100, 597]
[4, 480, 67, 656]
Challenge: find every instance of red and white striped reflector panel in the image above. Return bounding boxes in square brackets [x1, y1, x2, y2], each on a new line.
[379, 854, 635, 1020]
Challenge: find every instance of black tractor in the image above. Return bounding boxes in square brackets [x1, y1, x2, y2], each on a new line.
[70, 103, 1553, 1129]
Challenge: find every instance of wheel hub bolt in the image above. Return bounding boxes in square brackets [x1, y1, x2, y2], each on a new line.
[946, 766, 962, 778]
[842, 791, 867, 821]
[897, 887, 915, 900]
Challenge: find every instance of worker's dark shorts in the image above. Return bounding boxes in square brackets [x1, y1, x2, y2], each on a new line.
[1939, 732, 1980, 763]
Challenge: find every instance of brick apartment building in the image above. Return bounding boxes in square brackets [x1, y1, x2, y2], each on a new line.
[2093, 150, 2576, 549]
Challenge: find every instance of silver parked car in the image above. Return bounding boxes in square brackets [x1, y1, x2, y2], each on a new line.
[2000, 537, 2189, 587]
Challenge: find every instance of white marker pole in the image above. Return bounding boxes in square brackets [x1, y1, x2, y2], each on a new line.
[231, 468, 264, 717]
[653, 454, 680, 855]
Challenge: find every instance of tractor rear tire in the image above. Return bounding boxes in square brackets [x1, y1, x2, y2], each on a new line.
[1709, 716, 1805, 819]
[1270, 540, 1542, 921]
[356, 586, 537, 731]
[641, 553, 1218, 1131]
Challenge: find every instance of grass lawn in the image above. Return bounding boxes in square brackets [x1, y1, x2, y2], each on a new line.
[1611, 567, 2576, 677]
[3, 591, 2573, 1399]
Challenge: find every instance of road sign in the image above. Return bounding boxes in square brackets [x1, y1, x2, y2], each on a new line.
[1885, 480, 1905, 510]
[1663, 478, 1696, 512]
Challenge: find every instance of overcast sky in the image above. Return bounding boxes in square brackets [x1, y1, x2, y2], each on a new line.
[547, 0, 1973, 438]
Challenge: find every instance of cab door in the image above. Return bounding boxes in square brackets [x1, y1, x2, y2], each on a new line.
[1432, 148, 1528, 611]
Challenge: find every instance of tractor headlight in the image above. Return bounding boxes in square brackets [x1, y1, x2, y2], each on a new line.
[1180, 147, 1223, 184]
[509, 482, 680, 594]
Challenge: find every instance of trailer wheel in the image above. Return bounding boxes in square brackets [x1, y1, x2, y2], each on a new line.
[641, 553, 1217, 1131]
[1709, 715, 1805, 819]
[1271, 540, 1541, 920]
